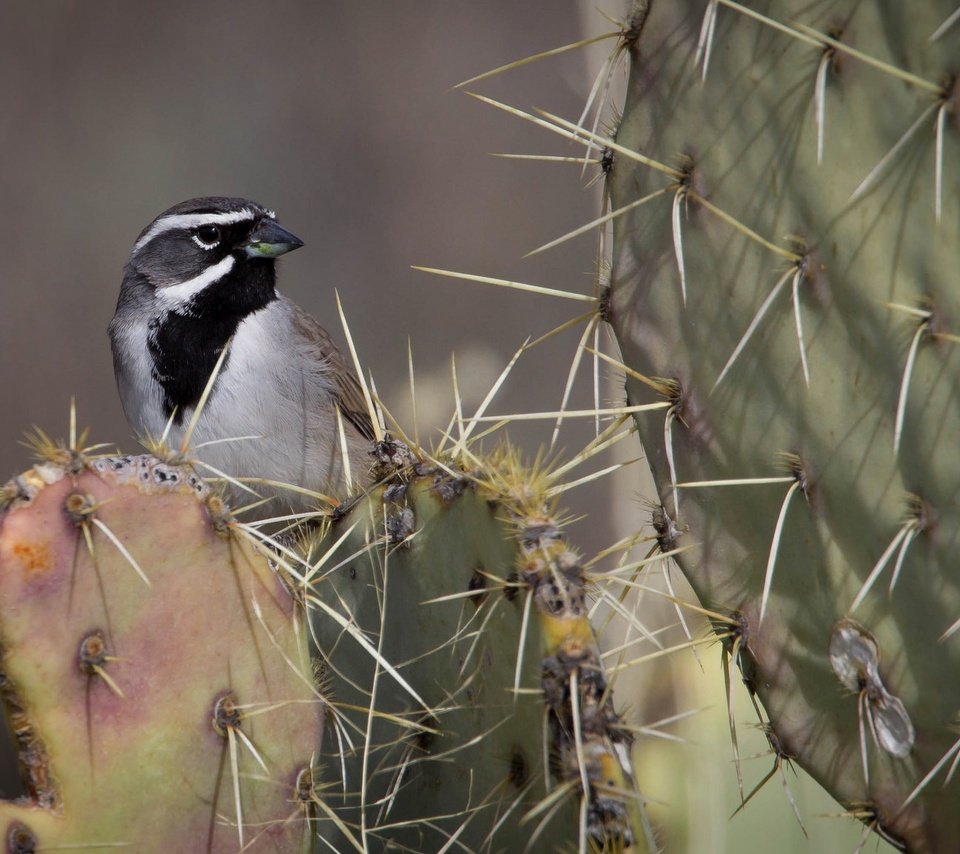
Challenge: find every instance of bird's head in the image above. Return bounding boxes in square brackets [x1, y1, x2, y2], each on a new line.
[125, 196, 304, 314]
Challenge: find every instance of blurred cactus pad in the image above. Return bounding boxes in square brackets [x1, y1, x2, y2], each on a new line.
[604, 0, 960, 851]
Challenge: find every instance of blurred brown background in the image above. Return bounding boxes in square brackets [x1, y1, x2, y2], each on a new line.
[0, 0, 621, 532]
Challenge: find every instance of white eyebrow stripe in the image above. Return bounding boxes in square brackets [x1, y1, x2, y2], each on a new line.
[133, 208, 272, 253]
[156, 255, 236, 310]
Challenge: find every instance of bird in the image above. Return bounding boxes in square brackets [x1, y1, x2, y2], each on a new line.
[109, 196, 375, 517]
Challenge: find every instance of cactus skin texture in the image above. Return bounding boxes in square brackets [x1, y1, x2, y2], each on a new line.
[0, 455, 322, 851]
[608, 1, 959, 850]
[306, 441, 651, 852]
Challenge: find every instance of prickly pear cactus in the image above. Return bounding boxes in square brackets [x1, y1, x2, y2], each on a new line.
[306, 440, 652, 851]
[0, 452, 322, 851]
[0, 429, 650, 851]
[606, 1, 960, 850]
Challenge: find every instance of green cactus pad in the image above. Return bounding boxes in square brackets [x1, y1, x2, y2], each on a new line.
[305, 441, 652, 852]
[607, 1, 960, 850]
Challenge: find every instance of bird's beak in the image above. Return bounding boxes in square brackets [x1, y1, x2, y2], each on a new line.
[241, 220, 305, 258]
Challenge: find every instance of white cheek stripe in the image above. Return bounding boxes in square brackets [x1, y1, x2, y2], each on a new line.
[156, 255, 236, 310]
[133, 208, 275, 253]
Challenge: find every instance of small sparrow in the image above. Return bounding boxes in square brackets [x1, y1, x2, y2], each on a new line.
[109, 197, 374, 514]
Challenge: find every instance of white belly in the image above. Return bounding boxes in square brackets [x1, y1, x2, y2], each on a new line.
[118, 305, 359, 515]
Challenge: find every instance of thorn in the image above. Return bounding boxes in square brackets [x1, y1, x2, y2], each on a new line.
[894, 320, 929, 455]
[791, 267, 810, 385]
[759, 479, 803, 624]
[180, 336, 233, 454]
[722, 635, 744, 803]
[664, 408, 679, 522]
[690, 193, 801, 261]
[550, 316, 599, 451]
[90, 517, 152, 587]
[525, 186, 670, 258]
[335, 291, 384, 442]
[454, 31, 620, 89]
[935, 101, 947, 223]
[490, 153, 601, 164]
[850, 523, 912, 613]
[695, 0, 719, 81]
[717, 0, 822, 48]
[930, 7, 960, 41]
[713, 266, 796, 391]
[814, 49, 832, 164]
[412, 265, 596, 303]
[793, 21, 942, 93]
[334, 407, 354, 495]
[472, 402, 669, 423]
[849, 102, 940, 204]
[672, 190, 688, 305]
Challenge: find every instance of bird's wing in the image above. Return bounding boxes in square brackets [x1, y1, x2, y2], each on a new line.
[289, 304, 377, 441]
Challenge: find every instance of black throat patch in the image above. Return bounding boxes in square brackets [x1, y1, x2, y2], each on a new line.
[148, 258, 277, 423]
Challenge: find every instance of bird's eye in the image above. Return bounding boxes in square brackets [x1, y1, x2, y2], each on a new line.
[193, 225, 221, 248]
